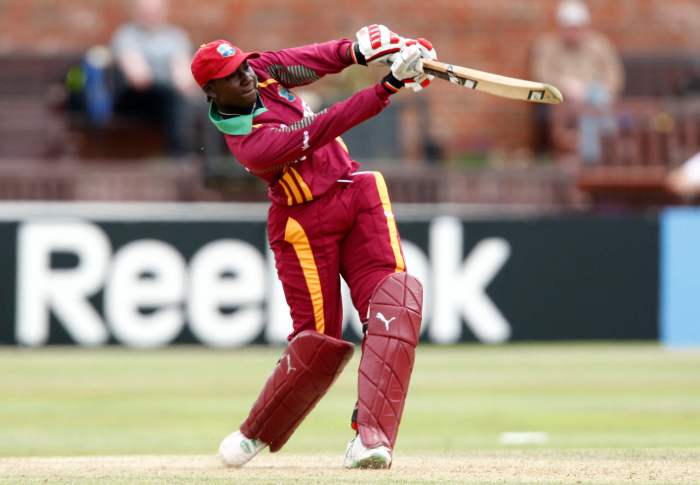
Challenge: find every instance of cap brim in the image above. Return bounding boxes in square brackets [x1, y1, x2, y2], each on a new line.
[209, 52, 260, 83]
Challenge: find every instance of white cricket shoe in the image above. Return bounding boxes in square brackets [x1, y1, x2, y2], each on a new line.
[218, 430, 267, 467]
[343, 435, 392, 469]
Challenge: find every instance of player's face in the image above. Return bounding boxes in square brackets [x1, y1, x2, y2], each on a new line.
[207, 61, 258, 111]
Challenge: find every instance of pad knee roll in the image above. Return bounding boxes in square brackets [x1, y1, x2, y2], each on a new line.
[357, 272, 423, 449]
[241, 330, 354, 452]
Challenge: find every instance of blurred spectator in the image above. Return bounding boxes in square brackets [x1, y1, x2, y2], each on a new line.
[667, 152, 700, 199]
[81, 46, 115, 127]
[532, 0, 624, 166]
[111, 0, 200, 157]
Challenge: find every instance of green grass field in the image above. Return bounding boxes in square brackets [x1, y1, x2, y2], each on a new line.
[1, 344, 699, 484]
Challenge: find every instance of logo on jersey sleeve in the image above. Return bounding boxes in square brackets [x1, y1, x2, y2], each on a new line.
[301, 99, 315, 118]
[217, 44, 237, 58]
[278, 86, 296, 102]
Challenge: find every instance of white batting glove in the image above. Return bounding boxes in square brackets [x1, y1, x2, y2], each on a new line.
[402, 38, 438, 92]
[390, 44, 424, 81]
[353, 24, 403, 65]
[380, 44, 424, 94]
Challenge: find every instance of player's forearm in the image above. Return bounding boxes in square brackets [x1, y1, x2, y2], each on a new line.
[300, 83, 394, 148]
[254, 39, 355, 88]
[234, 83, 393, 172]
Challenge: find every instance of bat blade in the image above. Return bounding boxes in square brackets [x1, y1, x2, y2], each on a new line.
[421, 59, 563, 104]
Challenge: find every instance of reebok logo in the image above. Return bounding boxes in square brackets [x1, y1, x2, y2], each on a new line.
[376, 312, 396, 331]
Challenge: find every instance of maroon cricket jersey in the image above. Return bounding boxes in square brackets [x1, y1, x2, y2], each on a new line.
[209, 39, 393, 206]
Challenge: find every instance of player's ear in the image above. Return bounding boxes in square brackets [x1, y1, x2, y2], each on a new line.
[203, 82, 217, 100]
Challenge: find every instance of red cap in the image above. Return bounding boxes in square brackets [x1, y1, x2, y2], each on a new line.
[191, 40, 259, 87]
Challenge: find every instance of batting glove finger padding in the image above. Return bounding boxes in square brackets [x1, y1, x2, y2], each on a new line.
[354, 24, 403, 65]
[356, 272, 424, 449]
[240, 331, 354, 452]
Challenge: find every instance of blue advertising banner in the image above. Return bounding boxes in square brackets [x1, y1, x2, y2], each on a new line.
[661, 208, 700, 347]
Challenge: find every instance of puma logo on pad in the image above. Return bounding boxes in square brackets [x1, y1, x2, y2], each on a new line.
[376, 312, 396, 331]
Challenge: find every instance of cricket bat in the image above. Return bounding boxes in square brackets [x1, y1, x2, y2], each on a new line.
[421, 58, 564, 104]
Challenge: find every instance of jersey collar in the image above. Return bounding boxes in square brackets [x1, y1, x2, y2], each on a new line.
[209, 96, 267, 136]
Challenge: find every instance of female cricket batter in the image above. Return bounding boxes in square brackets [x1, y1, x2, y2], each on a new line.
[190, 25, 433, 469]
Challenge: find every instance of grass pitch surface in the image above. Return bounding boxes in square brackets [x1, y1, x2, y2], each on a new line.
[1, 343, 699, 484]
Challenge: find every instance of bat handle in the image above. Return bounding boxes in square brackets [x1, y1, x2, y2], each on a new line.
[421, 59, 441, 71]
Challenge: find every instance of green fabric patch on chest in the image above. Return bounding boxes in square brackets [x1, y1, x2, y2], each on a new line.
[208, 101, 268, 136]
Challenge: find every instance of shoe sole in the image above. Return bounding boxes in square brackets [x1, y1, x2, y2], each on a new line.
[354, 453, 390, 469]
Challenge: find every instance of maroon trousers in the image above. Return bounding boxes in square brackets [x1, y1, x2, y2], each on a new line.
[268, 171, 406, 339]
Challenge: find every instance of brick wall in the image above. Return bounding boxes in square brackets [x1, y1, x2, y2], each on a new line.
[2, 0, 699, 158]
